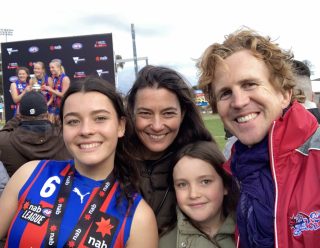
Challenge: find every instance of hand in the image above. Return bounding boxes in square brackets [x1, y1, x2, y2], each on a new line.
[42, 85, 50, 91]
[25, 85, 32, 92]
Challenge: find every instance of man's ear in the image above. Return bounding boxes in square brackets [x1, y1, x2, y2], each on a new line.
[281, 89, 292, 109]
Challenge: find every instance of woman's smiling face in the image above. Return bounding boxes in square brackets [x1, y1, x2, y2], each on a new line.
[133, 87, 183, 159]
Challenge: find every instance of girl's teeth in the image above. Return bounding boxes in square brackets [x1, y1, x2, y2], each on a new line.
[80, 143, 99, 149]
[149, 134, 165, 140]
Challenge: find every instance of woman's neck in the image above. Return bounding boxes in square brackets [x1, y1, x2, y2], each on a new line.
[142, 147, 167, 160]
[74, 161, 114, 181]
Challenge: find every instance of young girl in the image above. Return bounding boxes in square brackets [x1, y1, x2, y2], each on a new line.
[159, 141, 239, 248]
[0, 77, 158, 247]
[30, 61, 55, 122]
[10, 67, 32, 116]
[46, 59, 71, 125]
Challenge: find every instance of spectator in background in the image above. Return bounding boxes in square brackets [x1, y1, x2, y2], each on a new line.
[125, 65, 214, 236]
[9, 67, 32, 116]
[223, 131, 237, 160]
[0, 91, 72, 176]
[45, 59, 70, 125]
[0, 159, 9, 196]
[292, 59, 320, 123]
[29, 61, 55, 122]
[0, 102, 3, 122]
[197, 28, 320, 247]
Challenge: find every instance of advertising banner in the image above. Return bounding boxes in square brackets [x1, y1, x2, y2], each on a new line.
[1, 33, 115, 121]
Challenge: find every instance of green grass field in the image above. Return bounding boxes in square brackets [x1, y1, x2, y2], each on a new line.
[202, 114, 226, 150]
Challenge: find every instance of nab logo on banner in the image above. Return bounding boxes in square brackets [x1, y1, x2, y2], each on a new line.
[96, 56, 108, 62]
[49, 45, 62, 51]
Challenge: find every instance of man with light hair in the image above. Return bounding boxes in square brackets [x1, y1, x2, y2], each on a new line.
[197, 28, 320, 248]
[292, 59, 320, 123]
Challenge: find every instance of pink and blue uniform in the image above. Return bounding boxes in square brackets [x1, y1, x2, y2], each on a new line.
[52, 74, 66, 115]
[13, 80, 28, 116]
[38, 75, 53, 113]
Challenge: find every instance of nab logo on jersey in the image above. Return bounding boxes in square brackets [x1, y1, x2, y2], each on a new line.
[84, 213, 119, 248]
[20, 200, 51, 226]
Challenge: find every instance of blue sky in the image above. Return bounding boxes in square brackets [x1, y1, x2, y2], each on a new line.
[1, 0, 319, 93]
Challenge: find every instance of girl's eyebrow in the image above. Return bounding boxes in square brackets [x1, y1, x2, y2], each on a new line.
[174, 174, 214, 181]
[63, 109, 111, 118]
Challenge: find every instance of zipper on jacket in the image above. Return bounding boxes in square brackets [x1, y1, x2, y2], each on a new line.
[269, 120, 279, 248]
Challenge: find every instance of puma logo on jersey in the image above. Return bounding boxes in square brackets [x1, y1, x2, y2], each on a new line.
[73, 187, 90, 204]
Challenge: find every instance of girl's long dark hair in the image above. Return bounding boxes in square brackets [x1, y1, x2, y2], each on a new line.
[171, 141, 239, 218]
[167, 141, 239, 242]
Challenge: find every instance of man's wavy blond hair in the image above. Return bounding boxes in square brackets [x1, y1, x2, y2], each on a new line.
[197, 28, 303, 111]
